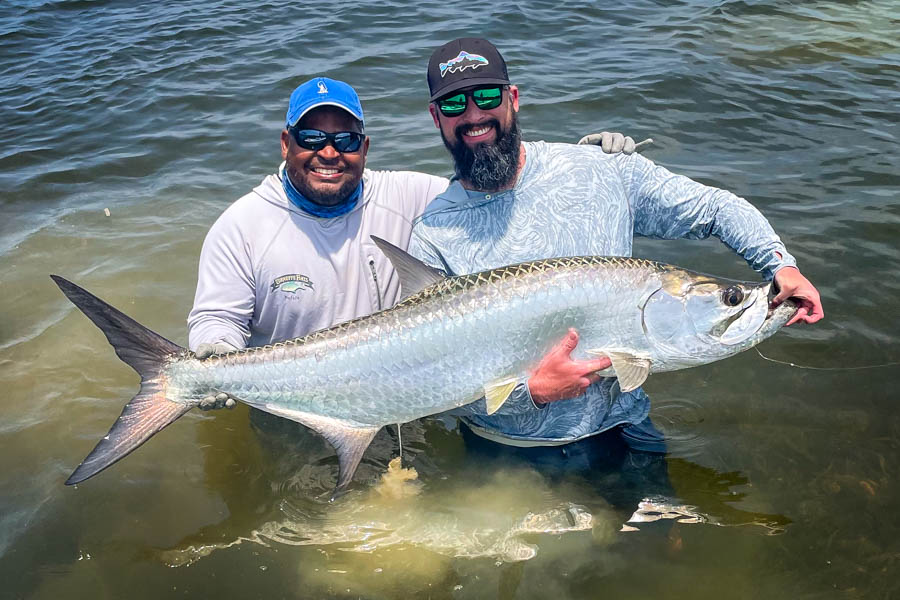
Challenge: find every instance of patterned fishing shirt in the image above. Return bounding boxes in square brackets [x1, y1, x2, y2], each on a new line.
[408, 140, 796, 445]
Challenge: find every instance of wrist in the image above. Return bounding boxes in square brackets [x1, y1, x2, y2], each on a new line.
[524, 377, 548, 410]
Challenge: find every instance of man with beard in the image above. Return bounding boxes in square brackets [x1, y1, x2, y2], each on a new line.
[409, 38, 823, 495]
[188, 76, 633, 410]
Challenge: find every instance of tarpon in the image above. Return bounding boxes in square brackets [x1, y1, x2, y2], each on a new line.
[52, 237, 796, 495]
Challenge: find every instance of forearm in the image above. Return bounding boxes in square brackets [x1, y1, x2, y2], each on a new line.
[187, 315, 248, 351]
[629, 155, 796, 279]
[187, 224, 256, 351]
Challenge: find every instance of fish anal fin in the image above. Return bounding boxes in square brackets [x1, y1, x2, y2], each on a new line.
[263, 404, 379, 499]
[483, 377, 518, 415]
[371, 235, 446, 299]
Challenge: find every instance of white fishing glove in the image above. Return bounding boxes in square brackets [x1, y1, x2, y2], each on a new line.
[577, 131, 637, 154]
[194, 342, 238, 410]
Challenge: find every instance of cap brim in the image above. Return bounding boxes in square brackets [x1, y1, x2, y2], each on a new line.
[429, 77, 511, 101]
[288, 101, 364, 128]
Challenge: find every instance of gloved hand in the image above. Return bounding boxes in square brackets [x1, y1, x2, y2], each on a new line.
[194, 342, 238, 410]
[577, 131, 637, 154]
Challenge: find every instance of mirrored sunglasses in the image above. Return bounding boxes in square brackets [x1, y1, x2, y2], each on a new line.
[436, 86, 504, 117]
[289, 128, 365, 153]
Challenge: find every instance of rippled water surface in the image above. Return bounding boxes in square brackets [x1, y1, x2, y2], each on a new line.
[2, 1, 898, 598]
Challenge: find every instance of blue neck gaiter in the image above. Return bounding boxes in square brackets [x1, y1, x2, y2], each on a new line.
[282, 168, 362, 218]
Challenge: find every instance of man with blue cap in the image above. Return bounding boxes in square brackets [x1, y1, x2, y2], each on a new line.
[187, 76, 635, 409]
[188, 77, 446, 379]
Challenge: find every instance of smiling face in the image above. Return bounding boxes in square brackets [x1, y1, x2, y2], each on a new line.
[430, 85, 524, 192]
[281, 106, 369, 206]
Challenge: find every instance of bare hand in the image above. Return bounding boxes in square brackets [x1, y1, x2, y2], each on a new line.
[772, 266, 824, 326]
[528, 329, 613, 405]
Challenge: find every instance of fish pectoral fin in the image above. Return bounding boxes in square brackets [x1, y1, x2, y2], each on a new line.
[483, 377, 519, 415]
[605, 352, 652, 393]
[371, 235, 447, 299]
[263, 404, 379, 499]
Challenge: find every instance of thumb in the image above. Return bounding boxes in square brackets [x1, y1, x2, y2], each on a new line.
[556, 328, 579, 357]
[771, 285, 791, 307]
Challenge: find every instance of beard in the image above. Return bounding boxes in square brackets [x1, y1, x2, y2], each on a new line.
[442, 112, 521, 192]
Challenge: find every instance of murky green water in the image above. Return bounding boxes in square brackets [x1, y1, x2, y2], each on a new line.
[2, 1, 898, 597]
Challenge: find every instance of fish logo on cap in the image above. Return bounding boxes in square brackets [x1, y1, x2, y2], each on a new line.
[439, 51, 489, 78]
[317, 81, 328, 94]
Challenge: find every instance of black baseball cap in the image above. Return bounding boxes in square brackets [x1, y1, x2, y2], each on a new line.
[427, 37, 510, 101]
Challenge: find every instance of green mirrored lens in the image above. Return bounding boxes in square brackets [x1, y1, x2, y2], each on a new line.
[472, 87, 502, 109]
[438, 93, 467, 116]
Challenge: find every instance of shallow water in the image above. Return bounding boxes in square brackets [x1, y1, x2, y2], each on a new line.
[1, 1, 899, 598]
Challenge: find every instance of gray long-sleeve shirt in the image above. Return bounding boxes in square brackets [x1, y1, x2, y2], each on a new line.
[408, 141, 796, 445]
[188, 166, 448, 350]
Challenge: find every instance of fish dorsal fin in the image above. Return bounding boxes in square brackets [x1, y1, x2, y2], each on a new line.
[371, 235, 446, 299]
[484, 377, 518, 415]
[261, 403, 379, 500]
[586, 350, 651, 393]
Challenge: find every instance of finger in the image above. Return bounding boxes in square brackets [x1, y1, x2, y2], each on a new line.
[770, 287, 791, 307]
[623, 136, 636, 155]
[785, 305, 809, 326]
[808, 302, 825, 322]
[199, 396, 215, 410]
[213, 392, 229, 409]
[579, 373, 600, 390]
[577, 133, 601, 145]
[576, 357, 612, 374]
[225, 398, 236, 409]
[609, 133, 625, 153]
[600, 131, 613, 153]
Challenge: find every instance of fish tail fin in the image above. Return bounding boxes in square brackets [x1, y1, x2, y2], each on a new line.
[50, 275, 192, 485]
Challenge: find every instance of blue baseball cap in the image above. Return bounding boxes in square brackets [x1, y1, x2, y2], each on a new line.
[285, 77, 365, 129]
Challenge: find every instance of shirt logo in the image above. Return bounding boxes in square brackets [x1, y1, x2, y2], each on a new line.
[271, 274, 314, 293]
[317, 81, 328, 94]
[439, 51, 489, 78]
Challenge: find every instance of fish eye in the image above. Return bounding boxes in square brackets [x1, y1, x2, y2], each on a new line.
[722, 286, 744, 307]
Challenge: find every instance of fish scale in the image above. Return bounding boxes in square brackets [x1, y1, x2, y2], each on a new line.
[51, 242, 795, 496]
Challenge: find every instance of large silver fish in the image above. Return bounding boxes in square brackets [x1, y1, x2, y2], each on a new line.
[52, 237, 796, 495]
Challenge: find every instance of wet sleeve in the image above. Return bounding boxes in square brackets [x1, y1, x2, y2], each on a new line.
[625, 154, 797, 279]
[187, 215, 254, 351]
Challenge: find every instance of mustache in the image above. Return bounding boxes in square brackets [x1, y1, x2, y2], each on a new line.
[454, 119, 501, 142]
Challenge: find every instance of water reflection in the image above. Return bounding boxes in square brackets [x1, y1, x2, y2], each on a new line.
[162, 411, 790, 574]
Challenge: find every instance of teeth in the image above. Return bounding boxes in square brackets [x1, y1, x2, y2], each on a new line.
[465, 126, 491, 137]
[313, 168, 339, 175]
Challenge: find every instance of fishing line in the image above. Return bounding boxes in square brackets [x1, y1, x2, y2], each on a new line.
[755, 348, 900, 371]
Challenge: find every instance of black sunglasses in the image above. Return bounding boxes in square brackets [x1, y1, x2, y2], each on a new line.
[289, 128, 365, 153]
[436, 86, 504, 117]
